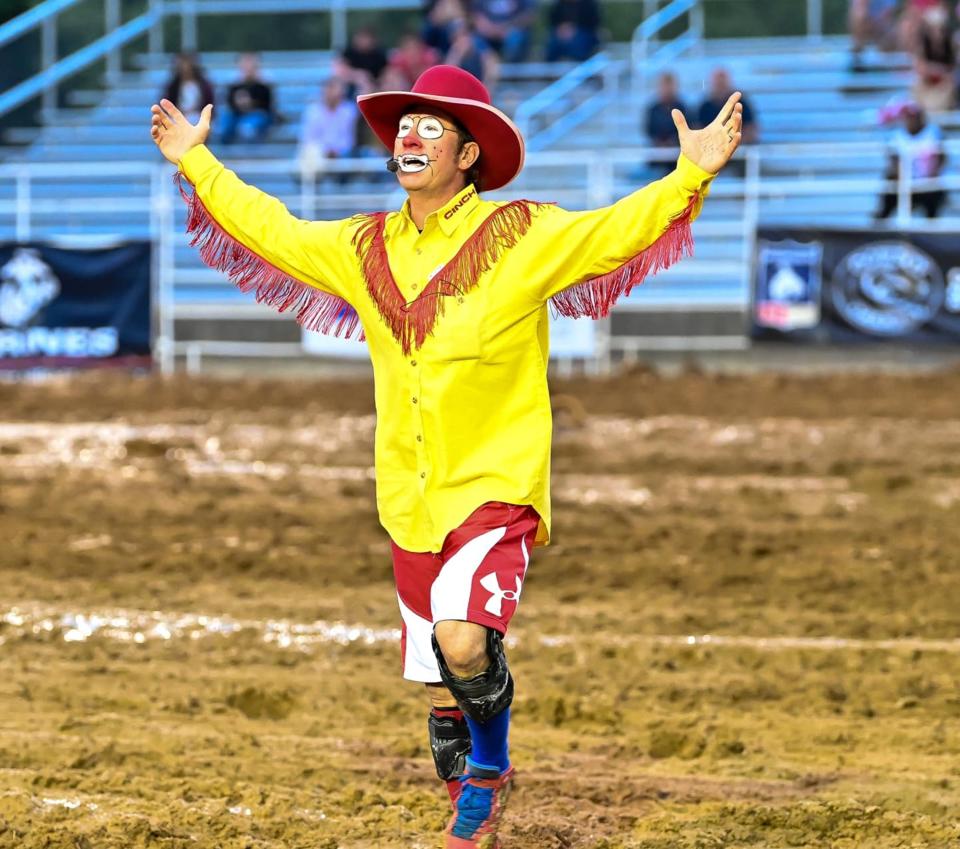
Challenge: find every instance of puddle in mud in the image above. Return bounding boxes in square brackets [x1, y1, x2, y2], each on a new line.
[4, 605, 960, 654]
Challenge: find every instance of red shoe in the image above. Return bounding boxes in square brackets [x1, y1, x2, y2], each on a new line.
[444, 757, 514, 848]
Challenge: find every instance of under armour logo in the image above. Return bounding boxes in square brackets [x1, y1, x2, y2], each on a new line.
[480, 573, 521, 617]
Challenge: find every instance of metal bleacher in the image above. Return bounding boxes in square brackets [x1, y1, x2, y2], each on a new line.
[2, 0, 956, 368]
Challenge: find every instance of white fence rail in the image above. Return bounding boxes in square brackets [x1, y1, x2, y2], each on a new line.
[2, 139, 959, 372]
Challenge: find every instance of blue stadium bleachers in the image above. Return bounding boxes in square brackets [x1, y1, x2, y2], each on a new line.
[1, 34, 956, 355]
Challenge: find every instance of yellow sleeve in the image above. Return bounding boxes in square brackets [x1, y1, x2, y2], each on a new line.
[177, 145, 362, 336]
[524, 154, 714, 315]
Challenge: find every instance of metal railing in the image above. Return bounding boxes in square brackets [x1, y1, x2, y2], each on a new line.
[0, 0, 165, 120]
[2, 138, 959, 372]
[631, 0, 704, 103]
[514, 52, 624, 152]
[0, 0, 422, 125]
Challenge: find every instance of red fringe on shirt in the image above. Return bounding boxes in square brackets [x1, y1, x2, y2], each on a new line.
[549, 194, 699, 319]
[174, 172, 363, 340]
[352, 200, 546, 356]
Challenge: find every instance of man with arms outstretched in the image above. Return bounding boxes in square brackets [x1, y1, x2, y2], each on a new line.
[151, 65, 742, 847]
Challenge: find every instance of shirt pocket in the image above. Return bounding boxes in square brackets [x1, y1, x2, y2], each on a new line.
[424, 282, 484, 362]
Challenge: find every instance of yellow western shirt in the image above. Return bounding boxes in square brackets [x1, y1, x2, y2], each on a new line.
[177, 145, 714, 552]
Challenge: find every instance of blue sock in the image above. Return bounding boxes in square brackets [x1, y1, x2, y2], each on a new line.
[464, 707, 511, 773]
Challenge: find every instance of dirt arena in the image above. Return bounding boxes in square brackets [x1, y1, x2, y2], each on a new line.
[2, 367, 960, 848]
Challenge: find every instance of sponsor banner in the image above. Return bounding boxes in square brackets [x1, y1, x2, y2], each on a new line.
[752, 229, 960, 343]
[0, 242, 152, 368]
[303, 312, 597, 359]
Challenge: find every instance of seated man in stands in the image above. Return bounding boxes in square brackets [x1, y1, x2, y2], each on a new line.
[471, 0, 537, 63]
[645, 71, 688, 176]
[221, 53, 275, 145]
[876, 100, 948, 219]
[336, 27, 389, 96]
[297, 77, 360, 182]
[697, 67, 757, 144]
[422, 0, 468, 53]
[445, 18, 500, 87]
[545, 0, 601, 62]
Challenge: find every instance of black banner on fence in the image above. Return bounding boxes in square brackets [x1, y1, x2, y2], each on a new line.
[0, 242, 151, 369]
[752, 228, 960, 343]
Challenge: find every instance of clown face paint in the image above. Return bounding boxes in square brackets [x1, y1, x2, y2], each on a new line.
[392, 110, 478, 198]
[397, 153, 432, 173]
[398, 114, 457, 141]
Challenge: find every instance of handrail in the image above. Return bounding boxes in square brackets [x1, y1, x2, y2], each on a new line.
[0, 0, 80, 50]
[2, 140, 956, 372]
[514, 52, 620, 151]
[0, 0, 420, 126]
[0, 9, 161, 120]
[631, 0, 703, 102]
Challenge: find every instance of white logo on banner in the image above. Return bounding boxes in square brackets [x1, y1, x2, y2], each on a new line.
[0, 248, 61, 328]
[831, 241, 944, 336]
[479, 573, 522, 617]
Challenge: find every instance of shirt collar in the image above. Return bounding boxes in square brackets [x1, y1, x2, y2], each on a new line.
[399, 184, 480, 237]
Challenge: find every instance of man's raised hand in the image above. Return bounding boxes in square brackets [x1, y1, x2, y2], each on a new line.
[671, 92, 743, 175]
[150, 99, 212, 165]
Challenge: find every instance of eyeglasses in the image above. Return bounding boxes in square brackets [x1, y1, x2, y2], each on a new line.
[397, 114, 458, 140]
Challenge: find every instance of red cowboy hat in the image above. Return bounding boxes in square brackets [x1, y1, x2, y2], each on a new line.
[357, 65, 525, 192]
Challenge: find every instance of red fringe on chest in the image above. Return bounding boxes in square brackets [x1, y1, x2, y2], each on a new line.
[174, 172, 363, 340]
[352, 200, 545, 356]
[549, 194, 699, 320]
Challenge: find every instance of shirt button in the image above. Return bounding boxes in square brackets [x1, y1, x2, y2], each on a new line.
[420, 472, 426, 479]
[412, 396, 418, 404]
[410, 360, 417, 367]
[411, 283, 419, 291]
[416, 248, 422, 255]
[416, 434, 422, 442]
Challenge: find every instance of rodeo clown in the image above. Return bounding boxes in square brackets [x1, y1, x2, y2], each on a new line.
[151, 65, 742, 847]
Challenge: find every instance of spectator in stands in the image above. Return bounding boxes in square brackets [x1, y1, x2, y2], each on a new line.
[337, 27, 389, 96]
[383, 33, 441, 90]
[876, 101, 947, 219]
[848, 0, 899, 70]
[698, 67, 757, 143]
[644, 71, 687, 175]
[471, 0, 537, 63]
[297, 77, 360, 181]
[163, 53, 215, 124]
[423, 0, 469, 54]
[446, 18, 500, 87]
[220, 53, 274, 145]
[900, 0, 944, 53]
[911, 2, 957, 111]
[546, 0, 601, 62]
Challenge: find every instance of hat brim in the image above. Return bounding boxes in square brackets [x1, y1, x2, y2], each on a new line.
[357, 91, 525, 192]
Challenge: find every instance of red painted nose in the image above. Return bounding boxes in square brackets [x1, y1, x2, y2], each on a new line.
[401, 134, 422, 150]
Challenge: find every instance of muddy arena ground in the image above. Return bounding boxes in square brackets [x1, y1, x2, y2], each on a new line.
[2, 367, 960, 849]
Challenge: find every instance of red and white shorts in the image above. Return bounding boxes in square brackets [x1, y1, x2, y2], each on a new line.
[391, 501, 540, 683]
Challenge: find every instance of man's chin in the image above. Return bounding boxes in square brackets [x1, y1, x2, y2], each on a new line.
[397, 170, 431, 190]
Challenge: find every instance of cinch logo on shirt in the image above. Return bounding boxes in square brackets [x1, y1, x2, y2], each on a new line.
[444, 189, 476, 220]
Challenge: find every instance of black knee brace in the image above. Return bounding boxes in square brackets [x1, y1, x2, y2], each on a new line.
[431, 627, 514, 724]
[427, 711, 471, 781]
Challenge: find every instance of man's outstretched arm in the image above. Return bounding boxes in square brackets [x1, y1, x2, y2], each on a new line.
[150, 99, 361, 334]
[520, 93, 743, 314]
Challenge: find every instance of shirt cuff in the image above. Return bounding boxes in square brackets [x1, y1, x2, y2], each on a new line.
[178, 144, 221, 183]
[670, 153, 716, 193]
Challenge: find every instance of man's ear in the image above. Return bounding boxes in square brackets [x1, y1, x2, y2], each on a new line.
[458, 141, 480, 171]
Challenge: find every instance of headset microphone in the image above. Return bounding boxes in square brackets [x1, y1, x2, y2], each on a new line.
[386, 157, 400, 172]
